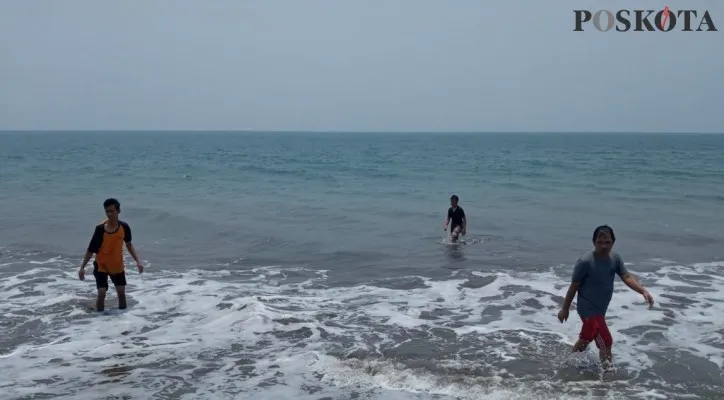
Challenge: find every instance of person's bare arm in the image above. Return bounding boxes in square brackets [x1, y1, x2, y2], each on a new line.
[126, 242, 141, 264]
[561, 281, 581, 311]
[80, 251, 93, 269]
[616, 256, 653, 307]
[558, 259, 587, 322]
[443, 215, 450, 229]
[125, 242, 144, 274]
[557, 281, 580, 322]
[79, 226, 103, 280]
[122, 222, 143, 273]
[621, 272, 654, 307]
[620, 272, 644, 293]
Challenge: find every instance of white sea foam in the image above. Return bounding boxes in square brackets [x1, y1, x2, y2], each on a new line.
[0, 258, 722, 399]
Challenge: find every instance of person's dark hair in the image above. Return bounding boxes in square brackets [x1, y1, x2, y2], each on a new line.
[450, 195, 459, 202]
[592, 225, 615, 243]
[103, 198, 121, 212]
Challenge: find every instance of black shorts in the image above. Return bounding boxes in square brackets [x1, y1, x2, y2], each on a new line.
[450, 224, 462, 233]
[93, 262, 127, 289]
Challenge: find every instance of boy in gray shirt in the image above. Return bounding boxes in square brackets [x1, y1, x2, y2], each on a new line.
[558, 225, 654, 370]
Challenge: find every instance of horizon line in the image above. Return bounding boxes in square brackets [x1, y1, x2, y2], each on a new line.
[1, 130, 722, 135]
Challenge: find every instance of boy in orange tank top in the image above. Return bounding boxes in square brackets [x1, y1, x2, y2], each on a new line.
[79, 198, 144, 311]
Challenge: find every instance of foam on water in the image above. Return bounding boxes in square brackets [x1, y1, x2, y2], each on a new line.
[437, 233, 483, 246]
[1, 257, 723, 399]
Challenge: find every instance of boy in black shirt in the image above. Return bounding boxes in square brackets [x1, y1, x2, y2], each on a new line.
[443, 195, 467, 242]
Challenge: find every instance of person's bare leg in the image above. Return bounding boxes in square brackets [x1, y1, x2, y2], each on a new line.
[452, 226, 461, 242]
[96, 288, 107, 312]
[597, 337, 613, 370]
[598, 344, 612, 363]
[573, 338, 613, 371]
[595, 323, 615, 371]
[116, 285, 127, 309]
[572, 338, 589, 353]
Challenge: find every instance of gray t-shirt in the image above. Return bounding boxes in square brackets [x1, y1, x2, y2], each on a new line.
[572, 251, 628, 318]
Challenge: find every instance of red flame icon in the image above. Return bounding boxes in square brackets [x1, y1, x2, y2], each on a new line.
[661, 6, 670, 30]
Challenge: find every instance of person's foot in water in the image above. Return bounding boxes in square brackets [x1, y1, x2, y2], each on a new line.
[451, 225, 463, 243]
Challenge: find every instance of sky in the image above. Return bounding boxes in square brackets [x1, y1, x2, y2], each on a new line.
[1, 0, 722, 133]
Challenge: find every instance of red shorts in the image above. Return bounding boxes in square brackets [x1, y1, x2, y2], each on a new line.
[579, 315, 613, 350]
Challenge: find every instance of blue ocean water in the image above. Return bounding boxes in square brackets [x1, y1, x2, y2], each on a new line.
[0, 131, 723, 399]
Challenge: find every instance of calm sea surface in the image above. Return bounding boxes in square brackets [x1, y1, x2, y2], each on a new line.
[1, 132, 723, 399]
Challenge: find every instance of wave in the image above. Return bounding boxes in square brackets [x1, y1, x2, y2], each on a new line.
[0, 257, 722, 399]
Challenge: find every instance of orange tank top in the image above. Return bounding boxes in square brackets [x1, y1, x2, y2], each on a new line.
[88, 221, 132, 274]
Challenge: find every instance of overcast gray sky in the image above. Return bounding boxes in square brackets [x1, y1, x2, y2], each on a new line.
[1, 0, 722, 133]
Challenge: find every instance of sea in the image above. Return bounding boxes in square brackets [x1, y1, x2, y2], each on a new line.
[0, 131, 723, 400]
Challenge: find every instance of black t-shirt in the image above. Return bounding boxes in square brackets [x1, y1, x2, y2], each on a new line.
[448, 206, 466, 226]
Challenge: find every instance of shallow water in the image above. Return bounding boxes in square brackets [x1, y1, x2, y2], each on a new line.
[1, 132, 723, 399]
